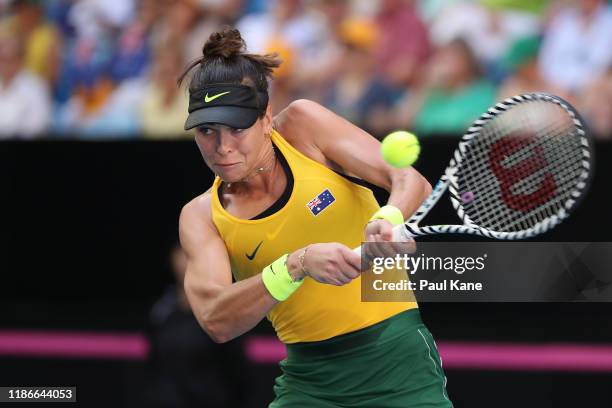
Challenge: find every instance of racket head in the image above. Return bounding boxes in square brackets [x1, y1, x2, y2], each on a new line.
[446, 93, 593, 239]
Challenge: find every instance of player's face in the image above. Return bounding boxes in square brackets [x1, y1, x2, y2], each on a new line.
[194, 113, 271, 182]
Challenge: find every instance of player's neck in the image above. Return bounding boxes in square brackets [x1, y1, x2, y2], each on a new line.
[226, 145, 278, 194]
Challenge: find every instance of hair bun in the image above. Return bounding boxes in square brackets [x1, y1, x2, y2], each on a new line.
[202, 26, 245, 59]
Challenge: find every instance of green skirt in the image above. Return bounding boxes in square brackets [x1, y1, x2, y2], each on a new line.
[269, 309, 453, 408]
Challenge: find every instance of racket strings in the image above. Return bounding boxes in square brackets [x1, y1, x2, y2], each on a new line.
[465, 137, 581, 226]
[464, 135, 579, 231]
[455, 100, 585, 233]
[502, 131, 584, 231]
[466, 135, 579, 230]
[462, 134, 572, 201]
[501, 130, 576, 194]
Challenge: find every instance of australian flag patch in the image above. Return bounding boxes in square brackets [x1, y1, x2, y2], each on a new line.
[306, 189, 336, 216]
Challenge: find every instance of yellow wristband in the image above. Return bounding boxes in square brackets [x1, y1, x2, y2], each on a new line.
[369, 205, 404, 226]
[262, 254, 304, 301]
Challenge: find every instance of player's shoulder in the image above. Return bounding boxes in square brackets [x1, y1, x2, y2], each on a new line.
[275, 99, 326, 138]
[180, 190, 214, 229]
[275, 99, 334, 163]
[276, 99, 338, 148]
[276, 99, 324, 127]
[275, 99, 356, 172]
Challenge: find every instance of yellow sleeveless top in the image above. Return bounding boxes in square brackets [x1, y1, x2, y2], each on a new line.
[211, 130, 417, 343]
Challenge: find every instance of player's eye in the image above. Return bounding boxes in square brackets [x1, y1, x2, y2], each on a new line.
[231, 128, 245, 134]
[198, 127, 215, 135]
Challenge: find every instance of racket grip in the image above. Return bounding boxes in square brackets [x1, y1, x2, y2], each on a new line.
[352, 224, 413, 256]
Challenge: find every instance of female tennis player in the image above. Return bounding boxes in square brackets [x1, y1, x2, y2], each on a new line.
[178, 27, 452, 407]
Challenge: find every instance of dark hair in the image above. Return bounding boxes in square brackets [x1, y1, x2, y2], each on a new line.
[178, 27, 281, 115]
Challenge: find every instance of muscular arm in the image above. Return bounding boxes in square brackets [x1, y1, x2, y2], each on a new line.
[275, 100, 432, 219]
[179, 195, 278, 343]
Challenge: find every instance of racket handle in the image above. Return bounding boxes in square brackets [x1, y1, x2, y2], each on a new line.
[352, 224, 413, 256]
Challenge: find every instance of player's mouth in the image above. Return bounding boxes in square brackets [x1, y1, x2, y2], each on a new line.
[215, 162, 240, 167]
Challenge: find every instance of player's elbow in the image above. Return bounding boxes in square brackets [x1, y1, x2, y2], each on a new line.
[197, 308, 234, 344]
[203, 323, 232, 344]
[210, 334, 231, 344]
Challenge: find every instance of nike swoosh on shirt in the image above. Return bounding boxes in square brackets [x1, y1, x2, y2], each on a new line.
[204, 91, 231, 103]
[246, 240, 264, 261]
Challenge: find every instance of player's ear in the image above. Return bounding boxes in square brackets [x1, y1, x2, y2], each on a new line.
[262, 103, 273, 136]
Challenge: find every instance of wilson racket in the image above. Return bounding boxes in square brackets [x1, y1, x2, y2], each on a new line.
[357, 92, 593, 252]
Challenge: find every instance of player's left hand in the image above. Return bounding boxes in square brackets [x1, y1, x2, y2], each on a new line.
[363, 219, 416, 263]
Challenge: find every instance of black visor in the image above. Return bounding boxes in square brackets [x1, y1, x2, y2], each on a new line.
[184, 84, 268, 130]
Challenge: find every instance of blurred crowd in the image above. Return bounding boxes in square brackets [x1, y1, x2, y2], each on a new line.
[0, 0, 611, 140]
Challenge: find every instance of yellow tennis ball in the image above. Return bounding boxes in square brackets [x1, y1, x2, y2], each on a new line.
[381, 131, 420, 168]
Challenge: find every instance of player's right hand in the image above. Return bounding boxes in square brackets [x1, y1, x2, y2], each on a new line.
[295, 243, 361, 286]
[363, 219, 416, 260]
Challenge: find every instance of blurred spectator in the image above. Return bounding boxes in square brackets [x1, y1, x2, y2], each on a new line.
[53, 0, 116, 133]
[429, 0, 540, 71]
[420, 0, 549, 22]
[142, 245, 246, 408]
[109, 0, 160, 83]
[580, 68, 612, 140]
[71, 78, 144, 138]
[54, 0, 145, 137]
[0, 0, 9, 13]
[480, 0, 549, 14]
[139, 40, 190, 139]
[393, 39, 496, 135]
[199, 0, 245, 23]
[68, 0, 134, 38]
[0, 26, 51, 139]
[498, 36, 551, 99]
[55, 73, 143, 138]
[0, 0, 610, 139]
[43, 0, 76, 38]
[324, 18, 403, 135]
[9, 0, 62, 86]
[151, 0, 226, 63]
[538, 0, 612, 95]
[242, 0, 268, 15]
[288, 0, 352, 102]
[418, 0, 460, 22]
[237, 0, 327, 110]
[237, 0, 323, 56]
[375, 0, 430, 87]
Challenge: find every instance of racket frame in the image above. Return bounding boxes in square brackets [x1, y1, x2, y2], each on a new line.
[391, 92, 593, 241]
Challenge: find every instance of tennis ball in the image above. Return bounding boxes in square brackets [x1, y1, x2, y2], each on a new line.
[381, 131, 420, 168]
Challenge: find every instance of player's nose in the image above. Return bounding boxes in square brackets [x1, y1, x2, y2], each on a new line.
[216, 130, 235, 155]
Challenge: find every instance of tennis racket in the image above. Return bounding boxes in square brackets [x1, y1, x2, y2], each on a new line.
[356, 92, 593, 253]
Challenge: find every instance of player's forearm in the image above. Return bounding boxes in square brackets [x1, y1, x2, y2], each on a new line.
[187, 275, 277, 343]
[387, 169, 432, 220]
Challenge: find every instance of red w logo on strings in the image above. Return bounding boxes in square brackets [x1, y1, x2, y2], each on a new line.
[488, 134, 557, 212]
